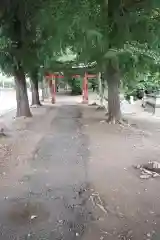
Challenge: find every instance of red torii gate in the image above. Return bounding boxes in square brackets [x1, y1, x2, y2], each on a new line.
[82, 73, 96, 103]
[45, 73, 97, 104]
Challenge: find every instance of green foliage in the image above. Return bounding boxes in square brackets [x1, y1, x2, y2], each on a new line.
[67, 76, 82, 95]
[88, 78, 98, 90]
[0, 0, 75, 76]
[0, 0, 160, 104]
[124, 70, 160, 100]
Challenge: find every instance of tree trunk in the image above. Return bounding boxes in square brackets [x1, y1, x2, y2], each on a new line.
[43, 79, 50, 98]
[31, 79, 41, 106]
[98, 72, 105, 107]
[106, 59, 121, 123]
[40, 80, 45, 101]
[95, 72, 105, 110]
[14, 67, 32, 117]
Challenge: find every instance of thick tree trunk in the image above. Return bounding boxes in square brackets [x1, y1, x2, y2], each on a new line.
[95, 72, 105, 110]
[98, 72, 105, 107]
[30, 67, 41, 106]
[40, 80, 45, 101]
[43, 79, 50, 98]
[106, 59, 121, 123]
[14, 67, 32, 117]
[31, 79, 41, 106]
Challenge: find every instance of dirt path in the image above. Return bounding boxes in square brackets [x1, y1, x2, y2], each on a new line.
[1, 100, 160, 239]
[82, 106, 160, 240]
[0, 104, 94, 239]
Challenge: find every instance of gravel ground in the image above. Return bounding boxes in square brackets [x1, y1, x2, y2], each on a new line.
[0, 96, 160, 239]
[82, 105, 160, 240]
[0, 104, 93, 239]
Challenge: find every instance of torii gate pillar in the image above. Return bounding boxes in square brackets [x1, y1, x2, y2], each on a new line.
[82, 72, 88, 103]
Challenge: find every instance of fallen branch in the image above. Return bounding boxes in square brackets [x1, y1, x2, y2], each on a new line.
[97, 203, 108, 214]
[134, 161, 160, 179]
[90, 191, 108, 214]
[96, 105, 106, 111]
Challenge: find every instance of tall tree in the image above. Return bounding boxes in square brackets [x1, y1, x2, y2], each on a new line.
[67, 0, 160, 122]
[29, 67, 41, 106]
[0, 0, 72, 115]
[0, 0, 45, 117]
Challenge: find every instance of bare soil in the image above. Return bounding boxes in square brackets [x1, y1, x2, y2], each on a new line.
[0, 104, 58, 188]
[82, 105, 160, 240]
[0, 99, 160, 239]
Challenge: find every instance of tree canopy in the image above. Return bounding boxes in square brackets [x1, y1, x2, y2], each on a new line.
[0, 0, 160, 120]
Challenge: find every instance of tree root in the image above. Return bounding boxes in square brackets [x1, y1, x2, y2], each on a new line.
[30, 103, 42, 108]
[88, 102, 98, 106]
[96, 105, 105, 111]
[105, 115, 130, 126]
[99, 117, 131, 127]
[117, 119, 130, 127]
[107, 119, 129, 126]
